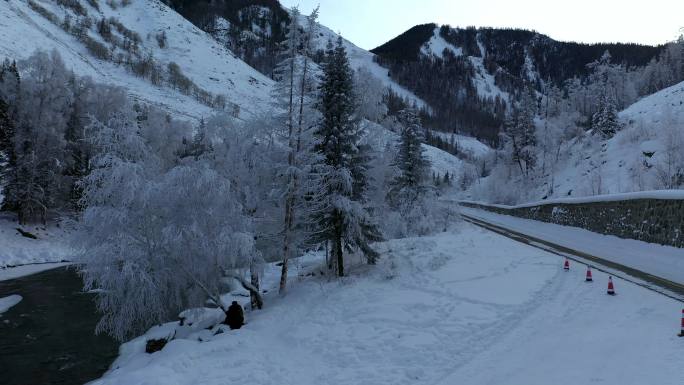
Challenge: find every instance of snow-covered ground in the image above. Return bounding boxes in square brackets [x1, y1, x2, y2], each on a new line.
[0, 215, 72, 270]
[0, 294, 22, 315]
[461, 207, 684, 285]
[90, 222, 683, 385]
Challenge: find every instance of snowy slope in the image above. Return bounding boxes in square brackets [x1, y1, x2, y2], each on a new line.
[552, 80, 684, 199]
[468, 55, 509, 102]
[91, 222, 683, 385]
[0, 0, 273, 121]
[470, 80, 684, 204]
[431, 131, 492, 158]
[621, 79, 684, 127]
[364, 120, 464, 177]
[290, 12, 429, 111]
[420, 26, 461, 58]
[420, 27, 508, 103]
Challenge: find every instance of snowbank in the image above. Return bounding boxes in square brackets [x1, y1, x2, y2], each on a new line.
[0, 262, 71, 282]
[462, 189, 684, 209]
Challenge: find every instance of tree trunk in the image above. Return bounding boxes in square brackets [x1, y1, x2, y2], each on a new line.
[334, 215, 344, 277]
[279, 190, 295, 294]
[229, 271, 263, 311]
[250, 263, 262, 310]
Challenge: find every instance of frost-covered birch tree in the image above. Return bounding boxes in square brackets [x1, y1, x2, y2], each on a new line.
[76, 111, 259, 341]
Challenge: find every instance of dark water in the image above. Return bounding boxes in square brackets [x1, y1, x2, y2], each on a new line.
[0, 267, 119, 385]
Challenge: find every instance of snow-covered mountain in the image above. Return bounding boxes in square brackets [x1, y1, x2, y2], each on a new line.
[294, 13, 428, 111]
[420, 26, 508, 103]
[0, 0, 273, 121]
[0, 0, 431, 122]
[0, 0, 472, 198]
[161, 1, 429, 111]
[371, 24, 664, 143]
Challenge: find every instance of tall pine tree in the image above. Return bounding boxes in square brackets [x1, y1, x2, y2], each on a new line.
[310, 36, 381, 277]
[504, 90, 537, 176]
[592, 92, 621, 139]
[387, 108, 431, 210]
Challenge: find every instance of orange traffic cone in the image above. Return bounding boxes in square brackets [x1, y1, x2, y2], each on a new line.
[678, 309, 684, 337]
[607, 276, 615, 295]
[563, 259, 570, 271]
[585, 266, 593, 282]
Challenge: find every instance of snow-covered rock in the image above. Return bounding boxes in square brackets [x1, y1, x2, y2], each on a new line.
[0, 294, 22, 315]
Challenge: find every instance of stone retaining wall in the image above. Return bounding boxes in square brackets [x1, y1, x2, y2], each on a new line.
[461, 199, 684, 248]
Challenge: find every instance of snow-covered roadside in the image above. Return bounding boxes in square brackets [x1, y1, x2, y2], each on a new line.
[461, 207, 684, 284]
[462, 189, 684, 209]
[90, 223, 682, 385]
[0, 215, 72, 279]
[0, 294, 22, 315]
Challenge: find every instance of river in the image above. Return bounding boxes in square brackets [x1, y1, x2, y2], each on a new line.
[0, 267, 119, 385]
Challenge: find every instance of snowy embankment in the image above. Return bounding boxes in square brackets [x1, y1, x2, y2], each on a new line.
[0, 215, 71, 278]
[91, 223, 682, 385]
[461, 207, 684, 285]
[543, 80, 684, 201]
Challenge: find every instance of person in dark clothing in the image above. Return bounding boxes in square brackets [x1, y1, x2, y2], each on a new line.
[225, 301, 244, 330]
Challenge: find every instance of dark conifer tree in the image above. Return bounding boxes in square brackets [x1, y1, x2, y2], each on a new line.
[0, 60, 20, 212]
[310, 36, 381, 277]
[387, 108, 431, 208]
[591, 93, 621, 139]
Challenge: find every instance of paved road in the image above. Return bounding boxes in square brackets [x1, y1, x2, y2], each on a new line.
[461, 213, 684, 303]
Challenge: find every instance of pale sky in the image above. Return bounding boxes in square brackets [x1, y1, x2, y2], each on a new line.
[280, 0, 684, 50]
